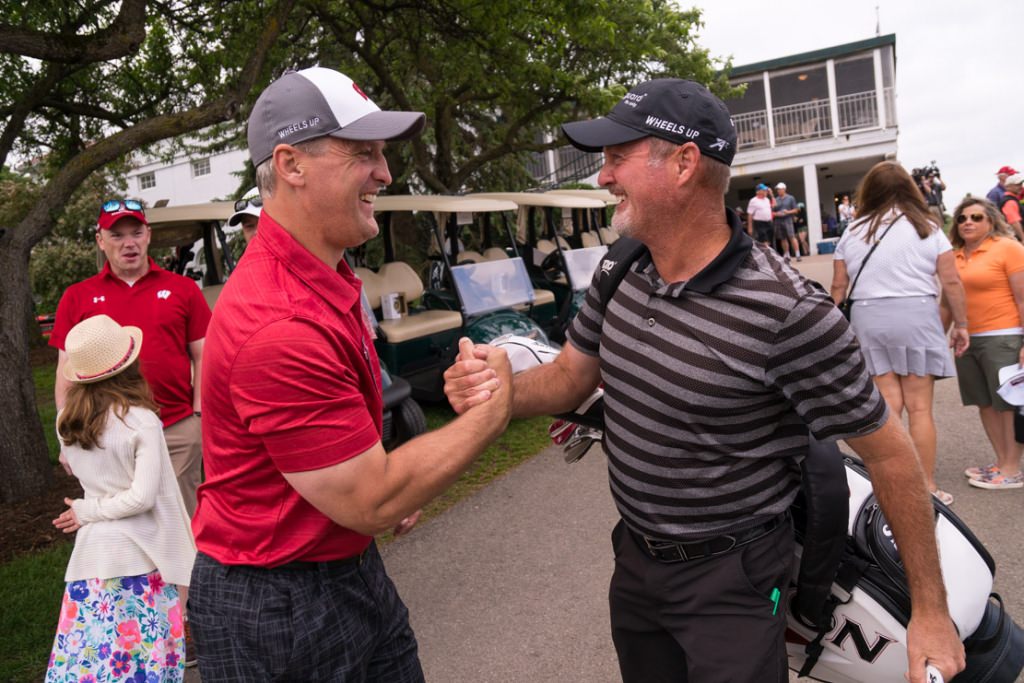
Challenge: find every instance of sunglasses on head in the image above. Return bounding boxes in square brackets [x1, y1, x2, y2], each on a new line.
[101, 199, 144, 214]
[956, 213, 987, 225]
[234, 196, 263, 212]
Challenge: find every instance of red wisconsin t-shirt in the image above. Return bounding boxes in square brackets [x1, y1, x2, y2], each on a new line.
[50, 260, 211, 428]
[193, 214, 382, 566]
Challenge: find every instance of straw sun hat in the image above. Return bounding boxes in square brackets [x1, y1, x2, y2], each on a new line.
[62, 314, 143, 384]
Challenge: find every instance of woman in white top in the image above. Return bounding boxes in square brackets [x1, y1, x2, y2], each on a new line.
[47, 314, 196, 682]
[831, 161, 970, 505]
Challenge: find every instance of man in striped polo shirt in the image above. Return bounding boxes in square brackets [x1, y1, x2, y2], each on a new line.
[446, 79, 964, 683]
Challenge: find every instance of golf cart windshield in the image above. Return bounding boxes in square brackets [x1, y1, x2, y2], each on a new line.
[450, 257, 535, 316]
[562, 246, 608, 291]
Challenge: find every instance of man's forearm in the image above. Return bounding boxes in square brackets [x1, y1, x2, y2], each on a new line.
[512, 361, 595, 420]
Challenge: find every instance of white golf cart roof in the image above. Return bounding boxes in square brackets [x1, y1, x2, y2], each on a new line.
[374, 195, 519, 213]
[546, 189, 620, 205]
[145, 201, 235, 249]
[469, 192, 606, 209]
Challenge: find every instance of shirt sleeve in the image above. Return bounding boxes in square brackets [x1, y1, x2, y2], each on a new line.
[565, 268, 604, 357]
[49, 286, 80, 351]
[1002, 239, 1024, 276]
[229, 317, 380, 473]
[185, 283, 212, 343]
[72, 413, 164, 523]
[934, 228, 953, 255]
[1003, 200, 1022, 225]
[765, 287, 888, 441]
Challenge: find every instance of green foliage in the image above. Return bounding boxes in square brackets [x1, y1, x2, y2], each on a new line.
[29, 241, 99, 313]
[33, 362, 60, 464]
[0, 542, 73, 682]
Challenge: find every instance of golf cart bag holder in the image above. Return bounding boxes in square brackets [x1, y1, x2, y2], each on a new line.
[790, 439, 1023, 682]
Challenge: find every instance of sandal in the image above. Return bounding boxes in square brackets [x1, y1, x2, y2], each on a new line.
[931, 489, 954, 506]
[964, 463, 997, 480]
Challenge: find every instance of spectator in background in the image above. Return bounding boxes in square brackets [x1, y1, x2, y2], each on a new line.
[999, 173, 1023, 242]
[51, 200, 211, 520]
[772, 182, 801, 262]
[746, 183, 774, 246]
[831, 161, 969, 505]
[228, 187, 261, 245]
[986, 165, 1018, 206]
[944, 197, 1024, 490]
[838, 194, 855, 234]
[795, 202, 810, 256]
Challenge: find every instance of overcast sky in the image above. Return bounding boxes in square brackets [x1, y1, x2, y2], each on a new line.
[693, 0, 1024, 201]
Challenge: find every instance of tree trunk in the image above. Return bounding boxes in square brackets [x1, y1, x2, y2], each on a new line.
[0, 233, 52, 503]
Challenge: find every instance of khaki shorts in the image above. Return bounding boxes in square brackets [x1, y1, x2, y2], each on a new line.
[164, 413, 203, 518]
[955, 334, 1023, 411]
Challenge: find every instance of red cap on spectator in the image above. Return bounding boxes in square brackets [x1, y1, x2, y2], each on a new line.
[997, 166, 1019, 176]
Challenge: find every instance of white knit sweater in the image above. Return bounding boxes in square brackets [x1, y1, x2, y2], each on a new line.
[60, 406, 196, 585]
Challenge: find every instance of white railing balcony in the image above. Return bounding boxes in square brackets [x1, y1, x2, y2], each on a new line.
[837, 90, 878, 131]
[734, 110, 770, 150]
[884, 86, 896, 127]
[773, 99, 832, 143]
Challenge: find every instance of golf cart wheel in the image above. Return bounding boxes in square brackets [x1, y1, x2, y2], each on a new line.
[394, 397, 427, 445]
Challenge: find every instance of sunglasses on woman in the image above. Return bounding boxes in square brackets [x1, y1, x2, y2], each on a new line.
[956, 213, 987, 225]
[101, 199, 145, 214]
[234, 196, 263, 212]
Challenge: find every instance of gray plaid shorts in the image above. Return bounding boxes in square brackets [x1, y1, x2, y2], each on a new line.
[188, 543, 424, 682]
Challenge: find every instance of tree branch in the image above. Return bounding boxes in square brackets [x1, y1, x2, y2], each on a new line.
[0, 63, 70, 170]
[0, 0, 148, 64]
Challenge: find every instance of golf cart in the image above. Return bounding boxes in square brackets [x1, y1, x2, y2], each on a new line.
[470, 192, 611, 342]
[144, 201, 425, 450]
[353, 194, 555, 401]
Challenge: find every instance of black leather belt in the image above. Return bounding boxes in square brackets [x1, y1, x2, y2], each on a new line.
[632, 513, 788, 564]
[269, 551, 366, 572]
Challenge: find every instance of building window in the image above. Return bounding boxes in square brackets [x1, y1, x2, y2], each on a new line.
[191, 158, 211, 177]
[138, 172, 156, 190]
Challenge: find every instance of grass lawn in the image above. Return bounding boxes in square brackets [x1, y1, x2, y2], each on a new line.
[4, 362, 553, 682]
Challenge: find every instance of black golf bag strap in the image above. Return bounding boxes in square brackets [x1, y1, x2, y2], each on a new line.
[798, 551, 871, 678]
[596, 237, 648, 314]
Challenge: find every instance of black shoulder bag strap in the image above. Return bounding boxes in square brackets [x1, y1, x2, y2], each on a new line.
[596, 237, 648, 313]
[843, 213, 902, 304]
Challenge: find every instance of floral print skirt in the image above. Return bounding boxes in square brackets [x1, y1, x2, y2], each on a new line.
[46, 570, 184, 682]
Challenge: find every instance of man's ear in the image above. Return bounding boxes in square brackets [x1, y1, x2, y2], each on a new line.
[673, 142, 701, 187]
[272, 144, 305, 189]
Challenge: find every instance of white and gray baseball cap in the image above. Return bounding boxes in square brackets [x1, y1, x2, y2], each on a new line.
[247, 67, 425, 166]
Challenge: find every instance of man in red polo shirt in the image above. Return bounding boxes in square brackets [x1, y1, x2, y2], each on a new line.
[188, 67, 512, 682]
[51, 200, 211, 519]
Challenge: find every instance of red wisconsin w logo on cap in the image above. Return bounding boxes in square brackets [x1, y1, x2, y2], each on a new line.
[352, 82, 369, 100]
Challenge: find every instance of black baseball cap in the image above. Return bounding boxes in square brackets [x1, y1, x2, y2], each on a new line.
[562, 78, 737, 166]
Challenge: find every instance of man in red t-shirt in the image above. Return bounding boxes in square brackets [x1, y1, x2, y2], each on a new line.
[189, 67, 513, 682]
[51, 200, 211, 518]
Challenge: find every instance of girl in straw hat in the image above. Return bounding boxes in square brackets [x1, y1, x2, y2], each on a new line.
[46, 314, 195, 682]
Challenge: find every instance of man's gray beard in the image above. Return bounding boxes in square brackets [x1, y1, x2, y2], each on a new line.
[610, 212, 636, 238]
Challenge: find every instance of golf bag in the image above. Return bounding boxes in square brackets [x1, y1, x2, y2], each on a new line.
[492, 334, 1024, 682]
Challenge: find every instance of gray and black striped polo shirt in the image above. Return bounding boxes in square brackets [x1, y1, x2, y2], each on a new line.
[567, 213, 887, 541]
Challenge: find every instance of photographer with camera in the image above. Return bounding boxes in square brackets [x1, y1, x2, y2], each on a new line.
[913, 163, 945, 226]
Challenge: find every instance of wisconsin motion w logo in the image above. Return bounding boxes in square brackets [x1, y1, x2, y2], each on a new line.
[156, 290, 171, 300]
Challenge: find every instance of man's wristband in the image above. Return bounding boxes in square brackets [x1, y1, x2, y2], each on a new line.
[193, 411, 202, 418]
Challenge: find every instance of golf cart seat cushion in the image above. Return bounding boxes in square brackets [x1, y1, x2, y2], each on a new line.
[375, 262, 462, 342]
[600, 227, 620, 244]
[534, 238, 557, 255]
[354, 267, 386, 308]
[455, 250, 485, 264]
[580, 232, 601, 248]
[483, 247, 509, 261]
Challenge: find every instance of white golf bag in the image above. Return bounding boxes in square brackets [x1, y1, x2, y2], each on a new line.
[492, 335, 1024, 682]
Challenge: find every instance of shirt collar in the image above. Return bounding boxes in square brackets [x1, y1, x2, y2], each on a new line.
[101, 256, 160, 283]
[255, 212, 360, 313]
[638, 208, 751, 294]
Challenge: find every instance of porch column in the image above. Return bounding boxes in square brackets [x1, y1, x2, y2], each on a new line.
[763, 71, 776, 148]
[803, 162, 823, 251]
[826, 58, 840, 137]
[873, 48, 887, 130]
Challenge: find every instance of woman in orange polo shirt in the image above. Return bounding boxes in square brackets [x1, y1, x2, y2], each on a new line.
[944, 198, 1024, 490]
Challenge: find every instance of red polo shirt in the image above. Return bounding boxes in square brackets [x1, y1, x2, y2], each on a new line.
[193, 213, 382, 566]
[50, 259, 211, 428]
